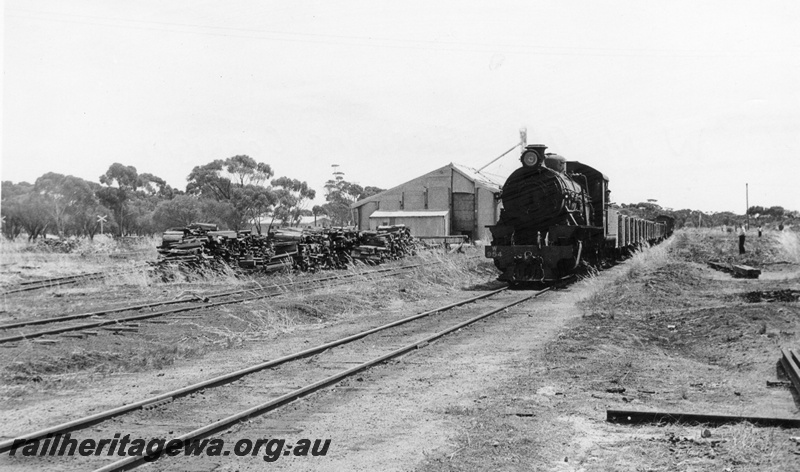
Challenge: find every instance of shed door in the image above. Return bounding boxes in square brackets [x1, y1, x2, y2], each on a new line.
[452, 193, 474, 233]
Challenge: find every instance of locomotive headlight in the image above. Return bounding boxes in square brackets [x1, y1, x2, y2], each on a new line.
[521, 150, 539, 167]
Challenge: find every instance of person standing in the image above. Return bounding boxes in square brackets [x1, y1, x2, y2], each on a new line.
[758, 225, 763, 237]
[737, 224, 746, 254]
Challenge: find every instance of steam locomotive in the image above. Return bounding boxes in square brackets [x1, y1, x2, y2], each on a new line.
[485, 144, 674, 283]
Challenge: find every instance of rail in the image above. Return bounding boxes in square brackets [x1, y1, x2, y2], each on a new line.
[0, 286, 545, 459]
[0, 264, 430, 344]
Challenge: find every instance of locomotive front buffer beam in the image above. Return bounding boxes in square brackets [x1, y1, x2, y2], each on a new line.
[486, 245, 579, 283]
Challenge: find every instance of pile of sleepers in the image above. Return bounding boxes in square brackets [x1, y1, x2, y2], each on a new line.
[707, 260, 761, 279]
[350, 225, 416, 263]
[157, 223, 417, 273]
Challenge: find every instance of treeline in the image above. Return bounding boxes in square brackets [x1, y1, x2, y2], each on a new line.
[1, 155, 383, 240]
[618, 202, 798, 229]
[745, 205, 791, 218]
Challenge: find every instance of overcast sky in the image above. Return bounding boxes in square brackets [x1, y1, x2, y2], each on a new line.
[3, 0, 799, 213]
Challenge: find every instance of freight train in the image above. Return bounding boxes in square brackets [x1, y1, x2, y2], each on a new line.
[485, 144, 674, 283]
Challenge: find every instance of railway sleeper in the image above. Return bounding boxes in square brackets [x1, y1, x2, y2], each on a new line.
[141, 397, 174, 411]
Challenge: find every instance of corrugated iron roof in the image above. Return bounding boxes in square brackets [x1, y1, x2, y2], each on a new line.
[370, 210, 449, 218]
[351, 162, 501, 209]
[450, 163, 503, 191]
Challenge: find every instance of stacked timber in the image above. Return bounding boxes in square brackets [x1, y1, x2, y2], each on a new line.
[156, 223, 417, 273]
[351, 225, 416, 263]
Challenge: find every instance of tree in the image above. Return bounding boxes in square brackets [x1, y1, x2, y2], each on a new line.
[619, 201, 664, 223]
[96, 186, 129, 236]
[58, 179, 108, 238]
[97, 163, 140, 236]
[232, 184, 277, 233]
[186, 160, 232, 200]
[68, 201, 112, 239]
[271, 177, 316, 227]
[138, 173, 176, 198]
[1, 181, 33, 239]
[33, 172, 69, 236]
[186, 155, 277, 231]
[767, 206, 785, 218]
[199, 199, 242, 230]
[322, 168, 384, 226]
[34, 173, 98, 236]
[311, 205, 328, 226]
[17, 193, 52, 241]
[97, 163, 169, 236]
[3, 177, 113, 239]
[361, 186, 384, 199]
[127, 196, 158, 235]
[709, 211, 737, 228]
[323, 170, 363, 226]
[187, 155, 274, 200]
[100, 163, 140, 190]
[152, 195, 202, 230]
[225, 155, 273, 187]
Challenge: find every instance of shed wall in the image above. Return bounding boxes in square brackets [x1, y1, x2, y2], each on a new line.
[353, 164, 500, 240]
[476, 187, 498, 242]
[368, 215, 448, 236]
[358, 201, 379, 229]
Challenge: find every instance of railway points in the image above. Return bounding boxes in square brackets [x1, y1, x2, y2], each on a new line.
[0, 263, 431, 344]
[1, 286, 549, 471]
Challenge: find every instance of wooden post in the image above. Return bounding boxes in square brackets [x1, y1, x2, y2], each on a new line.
[746, 183, 749, 229]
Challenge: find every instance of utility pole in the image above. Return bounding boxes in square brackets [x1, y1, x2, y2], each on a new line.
[745, 183, 749, 229]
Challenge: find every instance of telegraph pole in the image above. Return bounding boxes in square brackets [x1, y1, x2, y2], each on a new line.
[745, 183, 749, 229]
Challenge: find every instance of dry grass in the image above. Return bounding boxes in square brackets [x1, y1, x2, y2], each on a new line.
[1, 247, 498, 391]
[775, 231, 800, 264]
[577, 236, 679, 317]
[0, 235, 157, 287]
[0, 234, 159, 258]
[598, 422, 799, 472]
[177, 248, 499, 350]
[553, 230, 800, 471]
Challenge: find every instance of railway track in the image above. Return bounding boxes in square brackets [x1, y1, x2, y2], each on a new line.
[0, 271, 110, 295]
[0, 263, 430, 344]
[0, 286, 549, 471]
[0, 264, 151, 296]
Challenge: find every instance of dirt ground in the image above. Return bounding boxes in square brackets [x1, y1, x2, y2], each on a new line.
[2, 230, 800, 471]
[415, 230, 800, 472]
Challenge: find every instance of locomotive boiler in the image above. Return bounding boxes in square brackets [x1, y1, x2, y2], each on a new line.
[485, 144, 672, 283]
